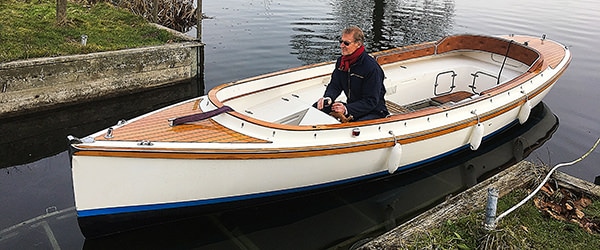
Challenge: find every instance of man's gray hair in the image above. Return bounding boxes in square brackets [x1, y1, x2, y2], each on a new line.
[342, 26, 364, 45]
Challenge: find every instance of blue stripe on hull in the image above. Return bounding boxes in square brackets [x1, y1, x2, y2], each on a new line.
[78, 119, 518, 218]
[78, 171, 390, 217]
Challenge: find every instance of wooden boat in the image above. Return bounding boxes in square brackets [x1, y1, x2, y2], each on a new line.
[68, 34, 571, 237]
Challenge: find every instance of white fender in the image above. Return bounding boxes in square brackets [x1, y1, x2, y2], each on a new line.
[469, 123, 484, 150]
[518, 99, 531, 124]
[386, 143, 402, 174]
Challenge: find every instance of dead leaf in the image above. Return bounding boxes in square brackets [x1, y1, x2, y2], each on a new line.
[575, 197, 592, 209]
[565, 202, 574, 211]
[575, 209, 585, 219]
[544, 208, 566, 221]
[549, 203, 563, 214]
[540, 184, 554, 196]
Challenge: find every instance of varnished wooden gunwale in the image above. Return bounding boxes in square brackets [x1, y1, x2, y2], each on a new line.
[374, 41, 437, 65]
[74, 138, 395, 159]
[436, 35, 541, 66]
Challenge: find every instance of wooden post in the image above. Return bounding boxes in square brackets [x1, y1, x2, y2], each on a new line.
[196, 0, 202, 41]
[56, 0, 67, 25]
[152, 0, 159, 23]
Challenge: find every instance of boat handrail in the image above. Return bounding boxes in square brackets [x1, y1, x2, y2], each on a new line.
[434, 70, 458, 96]
[469, 70, 498, 95]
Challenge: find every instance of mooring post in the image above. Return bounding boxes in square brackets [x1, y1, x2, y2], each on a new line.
[484, 187, 499, 230]
[152, 0, 158, 22]
[194, 0, 205, 95]
[196, 0, 203, 42]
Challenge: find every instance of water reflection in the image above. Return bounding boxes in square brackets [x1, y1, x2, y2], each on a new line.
[0, 80, 200, 169]
[289, 0, 455, 65]
[82, 103, 558, 250]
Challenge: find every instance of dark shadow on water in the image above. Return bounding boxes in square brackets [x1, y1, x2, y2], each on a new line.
[0, 79, 200, 169]
[82, 103, 558, 250]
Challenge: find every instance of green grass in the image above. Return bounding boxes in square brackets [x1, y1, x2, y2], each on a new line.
[405, 189, 600, 249]
[0, 0, 182, 62]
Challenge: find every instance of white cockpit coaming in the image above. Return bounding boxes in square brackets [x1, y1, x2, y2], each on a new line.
[216, 50, 529, 128]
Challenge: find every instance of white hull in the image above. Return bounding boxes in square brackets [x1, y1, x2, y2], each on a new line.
[72, 95, 545, 215]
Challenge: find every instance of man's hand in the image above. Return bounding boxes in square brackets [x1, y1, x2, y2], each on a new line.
[317, 97, 332, 110]
[332, 102, 346, 114]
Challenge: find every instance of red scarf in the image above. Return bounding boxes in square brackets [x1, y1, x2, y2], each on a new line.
[339, 45, 365, 72]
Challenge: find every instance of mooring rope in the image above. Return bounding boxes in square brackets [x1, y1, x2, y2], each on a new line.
[494, 137, 600, 225]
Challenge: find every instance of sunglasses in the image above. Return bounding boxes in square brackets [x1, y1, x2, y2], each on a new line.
[339, 39, 354, 46]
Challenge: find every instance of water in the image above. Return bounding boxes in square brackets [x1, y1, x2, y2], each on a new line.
[0, 103, 560, 249]
[198, 0, 600, 181]
[2, 0, 599, 248]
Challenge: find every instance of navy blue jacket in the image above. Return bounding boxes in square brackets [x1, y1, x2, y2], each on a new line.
[323, 50, 389, 121]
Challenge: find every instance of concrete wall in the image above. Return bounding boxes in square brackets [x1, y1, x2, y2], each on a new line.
[0, 41, 204, 119]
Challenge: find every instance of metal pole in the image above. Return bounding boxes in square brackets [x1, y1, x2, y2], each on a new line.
[484, 187, 499, 230]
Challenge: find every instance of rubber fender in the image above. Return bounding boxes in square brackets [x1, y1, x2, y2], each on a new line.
[387, 143, 402, 174]
[469, 123, 484, 150]
[518, 99, 531, 124]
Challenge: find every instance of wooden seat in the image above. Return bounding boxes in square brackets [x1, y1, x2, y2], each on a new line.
[386, 91, 474, 115]
[431, 91, 473, 104]
[386, 100, 411, 114]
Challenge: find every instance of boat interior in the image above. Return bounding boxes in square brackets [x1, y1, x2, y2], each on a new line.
[217, 35, 541, 126]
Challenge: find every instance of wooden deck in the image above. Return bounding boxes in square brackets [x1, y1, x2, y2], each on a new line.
[502, 35, 567, 70]
[94, 99, 268, 143]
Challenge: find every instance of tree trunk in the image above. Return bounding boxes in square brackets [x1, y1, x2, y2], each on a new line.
[56, 0, 67, 25]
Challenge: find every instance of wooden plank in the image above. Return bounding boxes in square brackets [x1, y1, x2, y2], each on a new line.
[431, 91, 473, 104]
[437, 35, 541, 66]
[385, 100, 411, 114]
[374, 42, 436, 65]
[553, 171, 600, 197]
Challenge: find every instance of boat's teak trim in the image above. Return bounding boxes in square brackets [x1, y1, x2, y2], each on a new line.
[436, 35, 541, 68]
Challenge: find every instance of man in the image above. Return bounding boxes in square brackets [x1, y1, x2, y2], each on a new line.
[314, 26, 389, 122]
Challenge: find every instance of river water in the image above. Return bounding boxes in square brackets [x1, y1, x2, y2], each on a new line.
[1, 0, 599, 249]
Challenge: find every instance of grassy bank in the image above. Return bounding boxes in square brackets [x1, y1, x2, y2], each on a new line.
[404, 187, 600, 249]
[0, 0, 183, 63]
